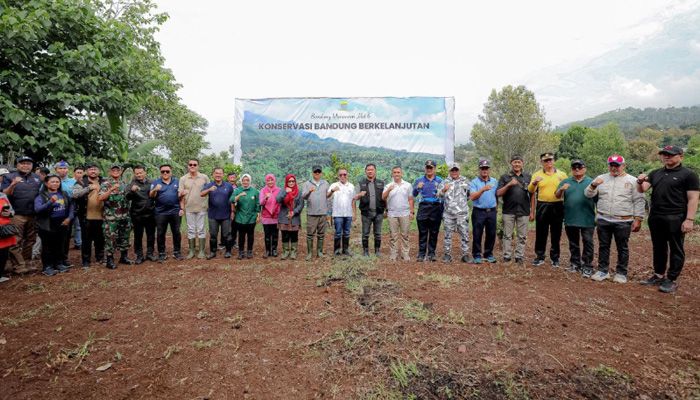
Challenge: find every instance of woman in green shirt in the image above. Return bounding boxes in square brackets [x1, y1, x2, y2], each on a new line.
[230, 174, 260, 259]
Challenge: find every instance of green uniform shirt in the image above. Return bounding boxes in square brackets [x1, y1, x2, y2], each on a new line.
[231, 186, 260, 224]
[558, 176, 596, 228]
[99, 178, 130, 220]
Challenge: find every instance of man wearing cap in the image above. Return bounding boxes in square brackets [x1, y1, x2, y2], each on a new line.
[302, 165, 331, 260]
[328, 168, 357, 257]
[556, 160, 596, 277]
[496, 155, 531, 264]
[356, 163, 386, 257]
[528, 152, 568, 267]
[98, 164, 134, 269]
[438, 163, 471, 263]
[54, 160, 76, 267]
[1, 156, 42, 273]
[72, 162, 105, 268]
[469, 159, 499, 263]
[382, 166, 414, 261]
[71, 166, 85, 250]
[637, 145, 699, 293]
[413, 160, 444, 262]
[150, 164, 185, 262]
[179, 159, 209, 259]
[586, 155, 645, 283]
[126, 165, 157, 264]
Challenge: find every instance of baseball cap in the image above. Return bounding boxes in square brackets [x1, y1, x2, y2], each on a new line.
[312, 165, 322, 173]
[110, 163, 122, 170]
[607, 154, 625, 165]
[510, 155, 524, 162]
[0, 167, 9, 175]
[448, 162, 460, 171]
[54, 160, 69, 168]
[478, 159, 490, 168]
[570, 159, 586, 167]
[424, 160, 437, 167]
[16, 155, 33, 164]
[658, 145, 683, 155]
[540, 152, 555, 161]
[84, 161, 99, 169]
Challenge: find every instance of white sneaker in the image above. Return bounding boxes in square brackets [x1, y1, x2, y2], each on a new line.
[591, 271, 610, 281]
[0, 276, 10, 283]
[613, 273, 627, 284]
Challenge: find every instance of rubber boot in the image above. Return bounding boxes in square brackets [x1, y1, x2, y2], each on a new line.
[263, 236, 270, 259]
[271, 235, 278, 257]
[305, 238, 314, 261]
[317, 237, 324, 258]
[197, 238, 206, 259]
[342, 236, 352, 256]
[187, 239, 196, 259]
[119, 250, 134, 265]
[207, 239, 217, 260]
[290, 242, 298, 260]
[333, 238, 341, 256]
[105, 255, 117, 270]
[280, 242, 290, 260]
[374, 239, 381, 258]
[362, 238, 369, 257]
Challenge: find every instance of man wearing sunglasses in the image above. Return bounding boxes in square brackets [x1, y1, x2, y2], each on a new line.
[413, 160, 444, 262]
[150, 164, 184, 262]
[555, 160, 596, 277]
[528, 152, 567, 267]
[302, 165, 330, 260]
[179, 159, 210, 259]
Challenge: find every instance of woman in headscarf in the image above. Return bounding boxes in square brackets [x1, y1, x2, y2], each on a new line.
[230, 174, 260, 259]
[275, 174, 304, 260]
[259, 174, 281, 258]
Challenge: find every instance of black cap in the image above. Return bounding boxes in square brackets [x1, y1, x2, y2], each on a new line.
[84, 162, 99, 169]
[540, 152, 555, 161]
[571, 159, 586, 167]
[658, 145, 683, 155]
[510, 155, 523, 162]
[110, 163, 122, 170]
[478, 159, 490, 168]
[424, 160, 436, 167]
[312, 165, 322, 173]
[16, 156, 33, 164]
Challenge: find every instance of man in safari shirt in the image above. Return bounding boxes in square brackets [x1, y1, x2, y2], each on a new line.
[180, 158, 209, 259]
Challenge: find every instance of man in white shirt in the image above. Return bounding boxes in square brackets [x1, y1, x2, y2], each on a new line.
[382, 166, 415, 261]
[327, 168, 356, 256]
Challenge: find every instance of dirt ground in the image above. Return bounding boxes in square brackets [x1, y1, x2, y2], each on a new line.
[1, 228, 698, 400]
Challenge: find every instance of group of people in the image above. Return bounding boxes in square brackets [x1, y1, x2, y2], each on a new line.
[0, 144, 697, 294]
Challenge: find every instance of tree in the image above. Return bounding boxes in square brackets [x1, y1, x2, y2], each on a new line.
[578, 123, 627, 177]
[471, 85, 558, 174]
[0, 0, 178, 164]
[558, 125, 592, 160]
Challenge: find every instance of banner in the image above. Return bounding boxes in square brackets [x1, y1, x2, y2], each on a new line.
[233, 97, 455, 165]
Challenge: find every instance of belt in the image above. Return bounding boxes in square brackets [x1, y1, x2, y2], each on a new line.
[473, 207, 496, 212]
[598, 213, 634, 220]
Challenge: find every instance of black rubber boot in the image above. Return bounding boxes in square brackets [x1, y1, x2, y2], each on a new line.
[271, 235, 278, 257]
[374, 239, 381, 258]
[333, 238, 341, 256]
[342, 236, 352, 256]
[207, 239, 217, 260]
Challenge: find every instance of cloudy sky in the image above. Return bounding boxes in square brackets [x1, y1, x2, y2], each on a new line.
[154, 0, 700, 151]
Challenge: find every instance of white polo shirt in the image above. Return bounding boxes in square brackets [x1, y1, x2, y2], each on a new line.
[328, 181, 355, 217]
[384, 179, 413, 217]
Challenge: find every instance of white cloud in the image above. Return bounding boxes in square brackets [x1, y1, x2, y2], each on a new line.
[610, 76, 660, 98]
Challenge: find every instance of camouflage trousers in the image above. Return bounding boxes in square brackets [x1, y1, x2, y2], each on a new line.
[104, 218, 132, 256]
[443, 212, 470, 257]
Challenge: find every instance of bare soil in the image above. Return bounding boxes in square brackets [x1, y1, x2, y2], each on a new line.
[1, 228, 698, 399]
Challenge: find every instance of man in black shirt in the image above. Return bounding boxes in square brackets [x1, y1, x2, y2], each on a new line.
[496, 155, 531, 263]
[126, 165, 157, 264]
[637, 145, 699, 293]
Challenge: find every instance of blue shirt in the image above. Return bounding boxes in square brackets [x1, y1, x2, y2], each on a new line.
[412, 176, 443, 203]
[151, 178, 180, 216]
[61, 177, 76, 196]
[470, 177, 498, 209]
[203, 181, 233, 220]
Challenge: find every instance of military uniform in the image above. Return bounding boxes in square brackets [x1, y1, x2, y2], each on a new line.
[438, 175, 470, 260]
[99, 178, 132, 264]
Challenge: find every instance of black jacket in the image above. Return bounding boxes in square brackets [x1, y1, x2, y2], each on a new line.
[357, 177, 386, 215]
[35, 190, 73, 232]
[73, 175, 105, 219]
[126, 178, 155, 217]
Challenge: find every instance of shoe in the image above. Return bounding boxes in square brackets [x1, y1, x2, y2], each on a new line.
[473, 257, 482, 264]
[246, 251, 253, 259]
[640, 274, 665, 286]
[461, 255, 471, 263]
[591, 271, 610, 281]
[442, 254, 452, 263]
[147, 253, 158, 262]
[428, 254, 437, 262]
[105, 256, 117, 270]
[0, 276, 10, 283]
[486, 256, 497, 263]
[514, 258, 523, 264]
[659, 279, 678, 293]
[262, 249, 269, 259]
[187, 239, 196, 259]
[56, 264, 70, 273]
[238, 251, 245, 260]
[613, 273, 627, 284]
[271, 248, 278, 257]
[566, 263, 580, 273]
[532, 258, 545, 267]
[73, 244, 81, 250]
[119, 251, 134, 265]
[582, 267, 593, 278]
[158, 254, 167, 263]
[62, 261, 74, 268]
[224, 251, 231, 258]
[503, 256, 511, 262]
[82, 261, 90, 269]
[134, 255, 144, 265]
[217, 245, 226, 251]
[174, 253, 184, 261]
[42, 266, 58, 276]
[207, 252, 217, 260]
[551, 261, 560, 268]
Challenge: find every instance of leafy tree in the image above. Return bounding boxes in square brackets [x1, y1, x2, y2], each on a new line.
[578, 123, 627, 176]
[471, 85, 558, 174]
[558, 125, 592, 160]
[0, 0, 178, 164]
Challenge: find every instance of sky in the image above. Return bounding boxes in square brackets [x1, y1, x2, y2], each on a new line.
[154, 0, 700, 152]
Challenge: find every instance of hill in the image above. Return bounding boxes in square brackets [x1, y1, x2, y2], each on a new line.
[556, 105, 700, 132]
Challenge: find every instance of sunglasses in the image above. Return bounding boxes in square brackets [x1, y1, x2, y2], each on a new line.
[425, 166, 434, 169]
[160, 170, 171, 174]
[338, 173, 347, 176]
[542, 159, 554, 162]
[479, 167, 490, 170]
[188, 163, 198, 167]
[572, 166, 585, 170]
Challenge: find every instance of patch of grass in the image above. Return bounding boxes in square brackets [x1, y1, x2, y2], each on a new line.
[163, 345, 182, 360]
[2, 303, 57, 327]
[390, 360, 420, 388]
[317, 257, 377, 294]
[191, 339, 217, 350]
[63, 332, 96, 370]
[364, 383, 405, 400]
[97, 280, 110, 289]
[435, 309, 466, 325]
[494, 372, 529, 400]
[591, 364, 629, 383]
[400, 300, 432, 322]
[63, 281, 88, 291]
[24, 282, 46, 293]
[421, 272, 461, 288]
[495, 325, 505, 341]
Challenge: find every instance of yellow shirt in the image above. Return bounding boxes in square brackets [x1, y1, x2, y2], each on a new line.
[528, 169, 567, 202]
[179, 173, 210, 213]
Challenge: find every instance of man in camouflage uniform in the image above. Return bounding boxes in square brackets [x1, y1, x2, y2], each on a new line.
[98, 164, 133, 269]
[438, 163, 471, 263]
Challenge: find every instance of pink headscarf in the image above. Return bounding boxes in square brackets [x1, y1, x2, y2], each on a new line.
[259, 174, 281, 219]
